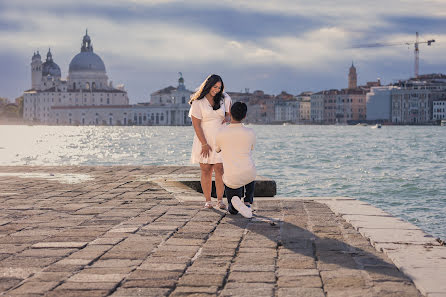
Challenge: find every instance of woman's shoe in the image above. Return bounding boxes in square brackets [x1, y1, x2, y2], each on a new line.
[204, 201, 213, 209]
[216, 200, 226, 210]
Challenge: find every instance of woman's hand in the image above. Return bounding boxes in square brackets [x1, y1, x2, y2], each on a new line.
[221, 113, 230, 124]
[201, 143, 212, 158]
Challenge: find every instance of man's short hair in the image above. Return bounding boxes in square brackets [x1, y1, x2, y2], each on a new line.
[231, 102, 247, 121]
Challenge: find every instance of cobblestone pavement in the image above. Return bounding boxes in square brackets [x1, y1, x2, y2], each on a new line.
[0, 166, 422, 297]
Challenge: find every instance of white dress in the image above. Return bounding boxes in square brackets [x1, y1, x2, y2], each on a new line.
[189, 94, 232, 164]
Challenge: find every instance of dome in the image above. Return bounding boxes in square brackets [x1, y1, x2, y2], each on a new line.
[69, 51, 106, 73]
[42, 60, 61, 77]
[42, 49, 61, 77]
[68, 31, 106, 73]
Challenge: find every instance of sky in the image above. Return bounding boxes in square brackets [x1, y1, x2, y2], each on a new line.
[0, 0, 445, 103]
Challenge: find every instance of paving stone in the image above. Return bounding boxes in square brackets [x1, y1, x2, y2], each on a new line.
[220, 282, 274, 297]
[227, 271, 275, 283]
[9, 281, 59, 294]
[138, 262, 187, 272]
[127, 270, 182, 280]
[0, 267, 40, 279]
[57, 281, 118, 290]
[170, 286, 218, 296]
[278, 275, 323, 288]
[0, 277, 23, 291]
[178, 273, 225, 287]
[46, 289, 111, 297]
[122, 279, 177, 288]
[67, 273, 126, 282]
[28, 271, 72, 282]
[31, 242, 87, 249]
[90, 259, 142, 268]
[231, 264, 275, 272]
[277, 287, 325, 297]
[110, 287, 170, 296]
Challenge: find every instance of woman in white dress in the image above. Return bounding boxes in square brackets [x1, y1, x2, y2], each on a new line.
[189, 74, 231, 209]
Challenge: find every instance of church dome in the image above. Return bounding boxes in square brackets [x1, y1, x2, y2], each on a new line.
[42, 49, 61, 77]
[68, 30, 106, 73]
[69, 52, 106, 73]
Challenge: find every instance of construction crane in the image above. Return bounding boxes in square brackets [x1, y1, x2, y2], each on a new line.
[352, 32, 435, 78]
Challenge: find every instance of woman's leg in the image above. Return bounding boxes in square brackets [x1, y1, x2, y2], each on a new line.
[213, 163, 225, 201]
[200, 163, 213, 202]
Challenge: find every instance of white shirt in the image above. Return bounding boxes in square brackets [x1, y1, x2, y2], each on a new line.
[215, 123, 256, 189]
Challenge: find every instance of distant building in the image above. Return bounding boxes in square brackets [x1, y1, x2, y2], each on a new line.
[23, 31, 192, 126]
[23, 31, 130, 125]
[433, 99, 446, 121]
[391, 76, 446, 124]
[366, 86, 396, 122]
[297, 92, 312, 122]
[348, 62, 357, 89]
[228, 90, 276, 124]
[310, 92, 325, 123]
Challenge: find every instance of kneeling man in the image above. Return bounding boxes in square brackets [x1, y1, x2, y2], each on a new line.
[216, 102, 256, 218]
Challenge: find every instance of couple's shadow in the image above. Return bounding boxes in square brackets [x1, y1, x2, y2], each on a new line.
[209, 202, 409, 281]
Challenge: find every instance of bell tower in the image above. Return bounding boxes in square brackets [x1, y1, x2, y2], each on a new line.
[348, 62, 357, 89]
[31, 51, 42, 89]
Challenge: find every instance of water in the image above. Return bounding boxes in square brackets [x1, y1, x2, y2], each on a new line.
[1, 125, 445, 240]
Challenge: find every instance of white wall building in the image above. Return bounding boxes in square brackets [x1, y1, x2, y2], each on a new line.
[310, 92, 324, 123]
[274, 101, 299, 122]
[366, 86, 397, 122]
[23, 31, 192, 126]
[23, 31, 129, 125]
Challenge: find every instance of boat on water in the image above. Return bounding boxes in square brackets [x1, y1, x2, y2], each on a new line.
[441, 120, 446, 126]
[371, 123, 382, 129]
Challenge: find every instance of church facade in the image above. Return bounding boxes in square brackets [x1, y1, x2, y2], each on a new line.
[23, 31, 192, 126]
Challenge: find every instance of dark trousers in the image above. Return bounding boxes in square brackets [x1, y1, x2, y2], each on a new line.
[225, 181, 255, 215]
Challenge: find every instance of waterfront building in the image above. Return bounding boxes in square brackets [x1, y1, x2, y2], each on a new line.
[140, 73, 193, 125]
[228, 90, 276, 124]
[297, 92, 312, 122]
[23, 31, 193, 126]
[366, 86, 396, 122]
[433, 99, 446, 121]
[274, 101, 299, 123]
[273, 92, 299, 123]
[391, 75, 446, 124]
[310, 92, 325, 123]
[23, 31, 130, 125]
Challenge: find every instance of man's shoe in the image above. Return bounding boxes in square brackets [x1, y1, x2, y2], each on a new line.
[231, 196, 252, 218]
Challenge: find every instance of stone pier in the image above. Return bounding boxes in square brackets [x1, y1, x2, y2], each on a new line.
[0, 166, 444, 297]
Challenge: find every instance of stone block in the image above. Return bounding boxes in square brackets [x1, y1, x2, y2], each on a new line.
[67, 273, 126, 282]
[227, 271, 275, 283]
[31, 242, 87, 249]
[178, 273, 225, 287]
[111, 287, 170, 296]
[277, 287, 325, 297]
[9, 281, 59, 294]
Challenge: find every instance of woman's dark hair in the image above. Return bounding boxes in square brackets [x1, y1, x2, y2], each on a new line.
[230, 102, 247, 121]
[189, 74, 225, 110]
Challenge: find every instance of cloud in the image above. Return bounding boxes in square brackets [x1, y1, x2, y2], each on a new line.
[0, 0, 445, 102]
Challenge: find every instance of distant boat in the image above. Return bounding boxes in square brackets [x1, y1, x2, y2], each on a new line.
[356, 123, 368, 126]
[371, 123, 382, 129]
[441, 120, 446, 126]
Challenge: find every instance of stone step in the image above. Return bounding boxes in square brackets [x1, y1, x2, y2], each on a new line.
[178, 175, 277, 197]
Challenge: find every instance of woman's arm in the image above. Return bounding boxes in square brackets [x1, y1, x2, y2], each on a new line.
[191, 116, 212, 158]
